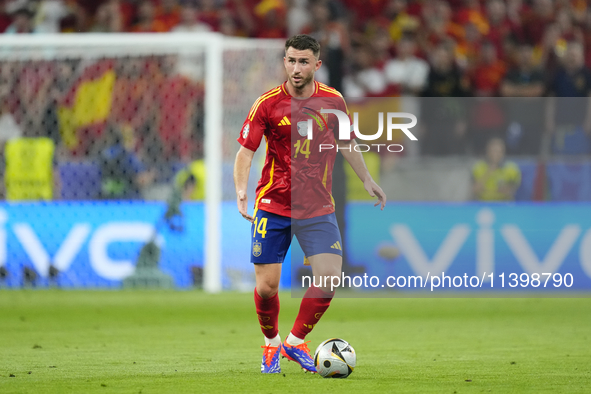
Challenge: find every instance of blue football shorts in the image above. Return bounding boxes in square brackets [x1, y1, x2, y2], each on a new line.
[250, 209, 342, 264]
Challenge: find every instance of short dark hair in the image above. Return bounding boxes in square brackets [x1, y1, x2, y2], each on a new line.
[285, 34, 320, 58]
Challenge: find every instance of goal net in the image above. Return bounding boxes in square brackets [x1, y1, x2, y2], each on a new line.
[0, 33, 284, 291]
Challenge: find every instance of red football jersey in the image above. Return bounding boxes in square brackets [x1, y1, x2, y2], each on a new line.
[237, 81, 351, 219]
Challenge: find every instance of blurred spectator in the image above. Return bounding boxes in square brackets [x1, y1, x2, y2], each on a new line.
[538, 7, 585, 76]
[521, 0, 555, 45]
[454, 0, 490, 66]
[171, 2, 211, 32]
[4, 7, 34, 33]
[45, 60, 75, 146]
[305, 2, 349, 50]
[538, 10, 584, 74]
[217, 8, 237, 36]
[456, 21, 484, 69]
[5, 127, 58, 201]
[548, 40, 591, 102]
[130, 0, 167, 32]
[547, 41, 591, 154]
[0, 95, 21, 144]
[470, 41, 506, 96]
[370, 26, 393, 69]
[472, 137, 521, 201]
[484, 0, 515, 59]
[506, 0, 526, 27]
[153, 55, 202, 162]
[99, 125, 153, 200]
[286, 0, 310, 36]
[34, 0, 85, 33]
[384, 33, 429, 95]
[469, 42, 507, 154]
[0, 1, 12, 32]
[555, 8, 583, 45]
[537, 23, 562, 75]
[305, 1, 349, 87]
[455, 0, 489, 31]
[342, 0, 389, 31]
[423, 43, 469, 97]
[92, 0, 126, 32]
[155, 0, 180, 31]
[174, 159, 205, 200]
[500, 43, 545, 155]
[378, 0, 420, 44]
[343, 44, 388, 97]
[419, 0, 464, 57]
[15, 61, 56, 142]
[501, 44, 544, 97]
[224, 0, 258, 37]
[109, 57, 154, 151]
[421, 44, 469, 155]
[198, 0, 220, 31]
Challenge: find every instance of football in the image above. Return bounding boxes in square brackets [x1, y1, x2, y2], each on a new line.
[313, 338, 356, 378]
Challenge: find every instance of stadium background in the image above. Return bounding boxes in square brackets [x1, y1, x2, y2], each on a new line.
[1, 2, 591, 393]
[0, 0, 590, 292]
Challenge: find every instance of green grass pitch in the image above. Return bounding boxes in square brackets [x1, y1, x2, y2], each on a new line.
[1, 290, 590, 393]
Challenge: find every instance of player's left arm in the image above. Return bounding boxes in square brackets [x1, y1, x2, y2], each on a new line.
[337, 139, 387, 210]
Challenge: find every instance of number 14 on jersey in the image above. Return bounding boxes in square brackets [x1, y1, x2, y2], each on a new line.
[293, 139, 311, 159]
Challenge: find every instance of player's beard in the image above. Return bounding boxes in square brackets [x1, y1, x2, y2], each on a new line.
[290, 72, 314, 91]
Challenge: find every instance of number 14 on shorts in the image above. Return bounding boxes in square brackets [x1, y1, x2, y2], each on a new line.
[253, 216, 268, 238]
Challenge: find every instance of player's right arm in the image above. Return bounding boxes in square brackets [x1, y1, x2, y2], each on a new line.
[234, 146, 255, 222]
[234, 95, 269, 222]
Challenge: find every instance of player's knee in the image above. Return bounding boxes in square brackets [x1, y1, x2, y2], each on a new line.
[256, 283, 279, 299]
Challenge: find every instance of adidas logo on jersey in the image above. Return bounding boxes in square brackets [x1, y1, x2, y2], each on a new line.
[331, 241, 342, 250]
[277, 116, 291, 126]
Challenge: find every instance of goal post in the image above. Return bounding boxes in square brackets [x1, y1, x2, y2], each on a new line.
[203, 33, 223, 293]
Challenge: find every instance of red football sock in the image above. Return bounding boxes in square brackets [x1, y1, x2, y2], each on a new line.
[291, 286, 334, 340]
[254, 288, 280, 340]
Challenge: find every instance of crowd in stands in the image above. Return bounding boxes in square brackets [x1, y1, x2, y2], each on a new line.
[0, 1, 590, 155]
[0, 0, 591, 202]
[1, 1, 590, 87]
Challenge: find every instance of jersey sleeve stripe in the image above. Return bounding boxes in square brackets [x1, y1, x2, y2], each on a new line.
[247, 87, 280, 119]
[253, 158, 275, 215]
[318, 86, 342, 97]
[248, 88, 281, 121]
[341, 96, 350, 115]
[247, 97, 263, 120]
[321, 162, 336, 207]
[318, 82, 338, 92]
[247, 92, 271, 118]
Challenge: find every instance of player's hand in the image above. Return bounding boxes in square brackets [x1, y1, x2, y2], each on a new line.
[237, 190, 254, 222]
[364, 178, 387, 210]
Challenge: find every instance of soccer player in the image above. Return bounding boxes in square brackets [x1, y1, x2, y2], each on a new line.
[233, 34, 386, 374]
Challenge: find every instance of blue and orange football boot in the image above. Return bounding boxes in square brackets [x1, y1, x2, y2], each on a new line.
[280, 340, 317, 373]
[260, 344, 281, 373]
